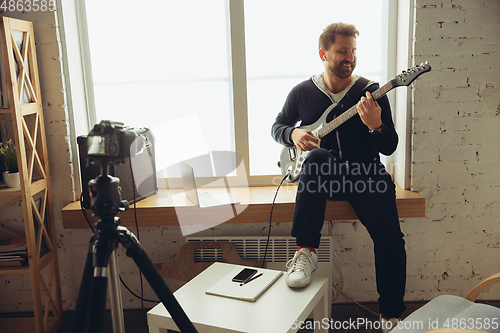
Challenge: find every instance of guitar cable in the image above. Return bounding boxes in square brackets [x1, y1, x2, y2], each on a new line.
[128, 157, 146, 309]
[261, 168, 291, 268]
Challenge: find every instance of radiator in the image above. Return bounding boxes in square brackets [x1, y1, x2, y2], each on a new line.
[186, 236, 333, 305]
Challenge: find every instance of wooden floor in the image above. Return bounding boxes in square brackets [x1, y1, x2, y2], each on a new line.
[0, 302, 427, 333]
[1, 300, 498, 333]
[0, 309, 149, 333]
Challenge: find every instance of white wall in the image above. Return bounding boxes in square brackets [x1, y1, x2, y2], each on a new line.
[407, 0, 500, 300]
[1, 0, 499, 313]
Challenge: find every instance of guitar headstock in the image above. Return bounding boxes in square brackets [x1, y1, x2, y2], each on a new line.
[391, 61, 432, 88]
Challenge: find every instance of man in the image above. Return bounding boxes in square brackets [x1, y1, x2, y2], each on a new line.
[271, 23, 406, 331]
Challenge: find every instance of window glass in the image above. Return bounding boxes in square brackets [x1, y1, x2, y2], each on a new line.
[85, 0, 231, 175]
[84, 0, 387, 180]
[244, 0, 384, 175]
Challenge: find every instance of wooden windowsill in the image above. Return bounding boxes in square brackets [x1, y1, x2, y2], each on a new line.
[61, 185, 425, 229]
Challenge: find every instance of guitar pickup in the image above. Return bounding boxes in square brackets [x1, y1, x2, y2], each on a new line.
[288, 147, 297, 161]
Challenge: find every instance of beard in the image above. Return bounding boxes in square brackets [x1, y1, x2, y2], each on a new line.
[329, 60, 356, 79]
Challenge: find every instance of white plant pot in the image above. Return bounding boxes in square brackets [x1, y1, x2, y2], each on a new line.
[3, 171, 20, 188]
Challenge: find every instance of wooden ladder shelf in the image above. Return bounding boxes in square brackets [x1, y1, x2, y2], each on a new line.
[0, 16, 63, 333]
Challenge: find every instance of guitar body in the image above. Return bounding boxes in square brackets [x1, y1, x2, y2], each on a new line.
[279, 103, 336, 182]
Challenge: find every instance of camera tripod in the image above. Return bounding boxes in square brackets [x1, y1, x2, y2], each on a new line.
[71, 161, 198, 333]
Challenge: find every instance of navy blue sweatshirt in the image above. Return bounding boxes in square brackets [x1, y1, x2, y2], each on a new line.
[271, 76, 398, 163]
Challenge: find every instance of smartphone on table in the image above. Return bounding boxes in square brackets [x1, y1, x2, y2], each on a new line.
[232, 268, 258, 283]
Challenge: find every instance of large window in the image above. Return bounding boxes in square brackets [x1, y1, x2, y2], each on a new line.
[81, 0, 391, 185]
[84, 0, 232, 178]
[244, 0, 387, 176]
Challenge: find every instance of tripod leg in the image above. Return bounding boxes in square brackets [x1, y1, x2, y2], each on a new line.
[133, 250, 198, 333]
[86, 225, 114, 333]
[71, 242, 94, 333]
[117, 227, 198, 333]
[86, 271, 109, 333]
[108, 250, 125, 333]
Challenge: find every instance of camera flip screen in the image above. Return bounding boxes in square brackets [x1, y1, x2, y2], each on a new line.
[87, 135, 106, 156]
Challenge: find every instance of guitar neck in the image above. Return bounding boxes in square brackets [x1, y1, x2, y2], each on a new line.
[318, 80, 393, 139]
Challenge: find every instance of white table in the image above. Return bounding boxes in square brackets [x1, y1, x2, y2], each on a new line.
[147, 262, 329, 333]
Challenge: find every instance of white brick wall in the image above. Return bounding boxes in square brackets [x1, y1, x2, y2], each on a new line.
[410, 0, 500, 301]
[1, 0, 499, 314]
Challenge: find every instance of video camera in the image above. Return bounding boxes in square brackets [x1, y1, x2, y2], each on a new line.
[87, 120, 138, 163]
[84, 120, 157, 219]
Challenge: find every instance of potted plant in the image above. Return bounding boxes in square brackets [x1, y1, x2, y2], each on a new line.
[0, 139, 20, 187]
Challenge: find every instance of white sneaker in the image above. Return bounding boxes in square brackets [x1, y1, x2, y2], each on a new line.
[379, 314, 400, 333]
[285, 248, 318, 288]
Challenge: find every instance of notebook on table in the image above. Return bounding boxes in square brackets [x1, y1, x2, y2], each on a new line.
[205, 265, 283, 302]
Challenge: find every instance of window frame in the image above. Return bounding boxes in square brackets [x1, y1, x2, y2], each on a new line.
[59, 0, 411, 189]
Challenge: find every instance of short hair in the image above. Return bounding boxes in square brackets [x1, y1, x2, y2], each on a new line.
[318, 22, 359, 51]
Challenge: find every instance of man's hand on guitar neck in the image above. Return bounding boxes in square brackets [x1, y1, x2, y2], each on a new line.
[357, 91, 383, 131]
[291, 128, 320, 152]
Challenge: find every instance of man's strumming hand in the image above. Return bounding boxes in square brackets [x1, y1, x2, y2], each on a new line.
[291, 128, 320, 152]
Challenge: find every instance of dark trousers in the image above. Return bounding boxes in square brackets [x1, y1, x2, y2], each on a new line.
[291, 148, 406, 318]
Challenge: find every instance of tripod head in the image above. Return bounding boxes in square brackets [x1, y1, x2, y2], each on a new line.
[85, 120, 139, 222]
[88, 159, 129, 222]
